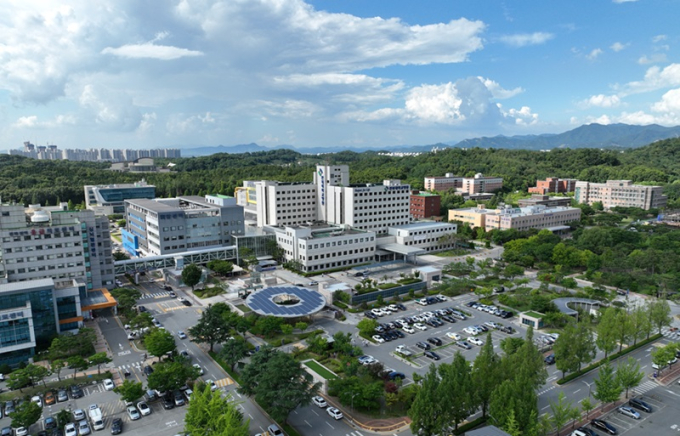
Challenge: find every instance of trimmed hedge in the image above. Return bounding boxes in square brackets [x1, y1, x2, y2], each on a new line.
[334, 301, 348, 309]
[454, 416, 488, 435]
[557, 333, 663, 385]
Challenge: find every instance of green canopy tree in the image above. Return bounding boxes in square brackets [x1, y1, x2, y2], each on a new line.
[218, 339, 249, 370]
[189, 304, 233, 352]
[357, 318, 378, 337]
[549, 391, 577, 436]
[184, 385, 249, 436]
[616, 357, 644, 398]
[441, 353, 477, 431]
[593, 363, 622, 410]
[409, 364, 443, 436]
[629, 305, 652, 345]
[109, 288, 142, 315]
[88, 352, 112, 375]
[67, 355, 89, 379]
[9, 401, 42, 430]
[595, 307, 619, 358]
[472, 333, 501, 417]
[147, 360, 201, 393]
[113, 380, 145, 404]
[23, 364, 50, 388]
[238, 346, 320, 423]
[144, 329, 177, 360]
[648, 298, 672, 335]
[50, 359, 65, 381]
[6, 369, 30, 392]
[182, 263, 202, 290]
[613, 310, 633, 353]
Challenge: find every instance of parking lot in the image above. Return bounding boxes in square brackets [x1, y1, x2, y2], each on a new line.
[361, 293, 522, 372]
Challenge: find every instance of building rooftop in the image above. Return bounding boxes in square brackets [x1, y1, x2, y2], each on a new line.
[412, 191, 440, 197]
[0, 278, 54, 294]
[85, 180, 153, 189]
[390, 222, 455, 231]
[126, 198, 181, 213]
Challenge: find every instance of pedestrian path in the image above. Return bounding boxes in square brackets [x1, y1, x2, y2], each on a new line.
[214, 377, 235, 387]
[139, 291, 173, 299]
[634, 380, 659, 395]
[345, 432, 364, 436]
[661, 327, 680, 340]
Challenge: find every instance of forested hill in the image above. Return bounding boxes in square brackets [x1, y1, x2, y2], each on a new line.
[1, 139, 679, 208]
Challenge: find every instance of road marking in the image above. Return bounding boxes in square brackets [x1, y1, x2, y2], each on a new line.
[311, 409, 319, 416]
[248, 414, 253, 419]
[305, 420, 312, 427]
[326, 422, 334, 429]
[573, 389, 581, 394]
[641, 365, 648, 370]
[541, 405, 550, 411]
[666, 389, 680, 397]
[547, 376, 557, 382]
[165, 421, 177, 427]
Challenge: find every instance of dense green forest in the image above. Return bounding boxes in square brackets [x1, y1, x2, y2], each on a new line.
[1, 138, 679, 208]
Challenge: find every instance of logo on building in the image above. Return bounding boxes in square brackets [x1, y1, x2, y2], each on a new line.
[318, 168, 325, 205]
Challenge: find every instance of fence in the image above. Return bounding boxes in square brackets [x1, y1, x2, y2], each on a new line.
[350, 281, 427, 305]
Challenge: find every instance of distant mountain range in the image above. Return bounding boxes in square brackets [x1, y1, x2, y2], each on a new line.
[181, 123, 680, 156]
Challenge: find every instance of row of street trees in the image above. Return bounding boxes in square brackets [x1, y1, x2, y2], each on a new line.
[409, 328, 547, 435]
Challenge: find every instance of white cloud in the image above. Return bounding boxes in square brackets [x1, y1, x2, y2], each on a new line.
[610, 42, 628, 52]
[581, 94, 621, 108]
[586, 48, 603, 60]
[78, 84, 141, 130]
[638, 54, 668, 65]
[499, 32, 554, 47]
[477, 77, 524, 99]
[651, 88, 680, 113]
[624, 63, 680, 95]
[102, 43, 203, 60]
[504, 106, 538, 125]
[166, 112, 221, 135]
[653, 34, 667, 43]
[12, 114, 77, 129]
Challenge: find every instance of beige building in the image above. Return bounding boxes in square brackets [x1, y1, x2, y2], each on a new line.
[574, 180, 667, 210]
[449, 204, 581, 232]
[460, 173, 503, 194]
[424, 173, 463, 191]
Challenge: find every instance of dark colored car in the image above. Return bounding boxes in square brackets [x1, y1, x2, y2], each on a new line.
[44, 416, 57, 430]
[424, 351, 441, 360]
[427, 337, 442, 346]
[143, 366, 154, 376]
[441, 315, 457, 323]
[544, 354, 556, 365]
[590, 419, 617, 435]
[182, 300, 193, 306]
[500, 311, 512, 318]
[415, 341, 431, 350]
[2, 428, 13, 436]
[69, 385, 84, 399]
[629, 397, 652, 413]
[111, 418, 123, 435]
[456, 341, 472, 350]
[465, 301, 477, 308]
[138, 306, 147, 313]
[162, 394, 175, 410]
[364, 311, 377, 320]
[576, 427, 598, 436]
[396, 304, 407, 311]
[388, 371, 406, 380]
[394, 330, 405, 339]
[500, 326, 515, 334]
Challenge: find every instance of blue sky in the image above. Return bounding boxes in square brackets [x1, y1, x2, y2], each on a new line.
[0, 0, 678, 150]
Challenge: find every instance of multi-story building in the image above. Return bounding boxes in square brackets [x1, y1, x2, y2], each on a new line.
[85, 180, 156, 216]
[236, 181, 318, 228]
[8, 143, 181, 162]
[424, 173, 463, 192]
[574, 180, 667, 210]
[123, 195, 244, 257]
[529, 177, 577, 195]
[459, 173, 504, 195]
[410, 191, 441, 220]
[449, 204, 581, 232]
[517, 195, 572, 208]
[0, 203, 114, 290]
[387, 222, 458, 253]
[266, 223, 376, 273]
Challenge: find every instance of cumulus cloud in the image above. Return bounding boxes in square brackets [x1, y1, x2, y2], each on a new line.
[102, 43, 203, 60]
[624, 63, 680, 95]
[653, 34, 667, 43]
[477, 77, 524, 99]
[586, 48, 603, 60]
[638, 54, 668, 65]
[499, 32, 554, 47]
[581, 94, 621, 108]
[504, 106, 538, 125]
[610, 42, 628, 52]
[78, 84, 141, 130]
[13, 114, 78, 129]
[651, 88, 680, 113]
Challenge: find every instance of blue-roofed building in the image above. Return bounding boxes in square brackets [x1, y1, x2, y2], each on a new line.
[85, 180, 156, 215]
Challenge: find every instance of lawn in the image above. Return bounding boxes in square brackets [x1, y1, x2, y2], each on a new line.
[235, 304, 252, 313]
[303, 360, 337, 380]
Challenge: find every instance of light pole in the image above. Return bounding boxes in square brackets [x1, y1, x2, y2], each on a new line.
[351, 392, 358, 412]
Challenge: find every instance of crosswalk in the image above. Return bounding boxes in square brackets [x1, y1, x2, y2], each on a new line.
[118, 361, 143, 372]
[345, 432, 364, 436]
[632, 380, 659, 395]
[661, 327, 680, 340]
[139, 291, 173, 299]
[214, 377, 235, 387]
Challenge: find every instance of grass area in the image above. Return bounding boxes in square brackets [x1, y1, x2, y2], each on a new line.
[235, 304, 252, 313]
[263, 329, 325, 346]
[303, 360, 338, 380]
[194, 287, 225, 298]
[110, 234, 122, 243]
[435, 248, 471, 257]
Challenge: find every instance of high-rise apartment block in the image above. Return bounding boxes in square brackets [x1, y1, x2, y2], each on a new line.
[528, 177, 577, 195]
[574, 180, 667, 210]
[123, 195, 244, 257]
[9, 142, 181, 162]
[410, 191, 441, 220]
[85, 180, 156, 215]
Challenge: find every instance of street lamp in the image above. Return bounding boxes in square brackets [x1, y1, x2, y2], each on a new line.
[351, 392, 358, 412]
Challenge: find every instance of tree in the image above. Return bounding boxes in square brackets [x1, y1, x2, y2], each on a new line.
[219, 339, 249, 370]
[409, 364, 443, 436]
[207, 260, 234, 277]
[651, 343, 676, 374]
[648, 298, 672, 335]
[357, 318, 378, 337]
[189, 304, 233, 352]
[616, 357, 644, 398]
[613, 310, 633, 353]
[9, 400, 42, 430]
[572, 320, 597, 371]
[109, 288, 142, 315]
[549, 391, 576, 436]
[56, 409, 72, 429]
[554, 320, 595, 376]
[23, 364, 50, 388]
[88, 352, 112, 375]
[50, 359, 65, 381]
[280, 324, 293, 335]
[147, 360, 201, 393]
[6, 369, 30, 392]
[113, 252, 130, 261]
[254, 316, 283, 338]
[67, 355, 89, 379]
[595, 307, 619, 358]
[184, 385, 249, 436]
[441, 353, 477, 431]
[182, 263, 202, 290]
[238, 347, 320, 423]
[130, 312, 155, 330]
[500, 337, 525, 355]
[144, 329, 177, 360]
[593, 363, 622, 410]
[630, 304, 652, 345]
[580, 398, 594, 420]
[113, 380, 145, 403]
[472, 333, 500, 417]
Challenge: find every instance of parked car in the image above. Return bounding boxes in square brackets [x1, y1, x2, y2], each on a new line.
[463, 327, 479, 335]
[628, 398, 652, 413]
[4, 401, 14, 415]
[364, 311, 377, 320]
[72, 409, 85, 421]
[162, 395, 175, 410]
[173, 390, 186, 407]
[110, 418, 123, 435]
[126, 406, 141, 421]
[44, 391, 56, 405]
[446, 332, 461, 340]
[64, 423, 77, 436]
[44, 416, 57, 430]
[178, 331, 187, 339]
[312, 396, 327, 408]
[427, 337, 442, 346]
[137, 401, 152, 416]
[414, 323, 427, 331]
[388, 371, 406, 380]
[617, 406, 640, 419]
[456, 341, 472, 350]
[500, 326, 515, 334]
[371, 335, 385, 344]
[469, 337, 484, 346]
[78, 420, 91, 436]
[57, 389, 68, 403]
[415, 341, 431, 350]
[31, 396, 42, 408]
[396, 304, 407, 311]
[424, 351, 441, 360]
[103, 379, 115, 391]
[143, 365, 154, 375]
[590, 418, 617, 435]
[327, 407, 344, 420]
[544, 354, 556, 365]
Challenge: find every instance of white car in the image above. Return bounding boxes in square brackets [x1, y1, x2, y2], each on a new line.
[413, 315, 424, 322]
[414, 323, 427, 331]
[446, 332, 461, 340]
[372, 335, 385, 344]
[78, 420, 91, 436]
[178, 331, 187, 339]
[327, 407, 344, 420]
[206, 379, 218, 391]
[137, 401, 151, 416]
[30, 396, 42, 408]
[193, 363, 204, 375]
[403, 325, 415, 334]
[468, 337, 484, 346]
[370, 308, 384, 317]
[65, 423, 77, 436]
[15, 428, 28, 436]
[463, 327, 479, 335]
[389, 304, 399, 312]
[72, 409, 85, 421]
[126, 406, 141, 421]
[103, 379, 115, 391]
[312, 396, 327, 408]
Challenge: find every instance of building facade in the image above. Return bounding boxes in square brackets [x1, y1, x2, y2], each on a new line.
[424, 173, 462, 192]
[528, 177, 577, 195]
[410, 191, 441, 220]
[85, 180, 156, 215]
[517, 195, 572, 208]
[0, 203, 114, 290]
[237, 181, 318, 228]
[123, 195, 244, 257]
[449, 205, 581, 232]
[387, 222, 458, 253]
[459, 173, 504, 194]
[574, 180, 668, 210]
[9, 143, 181, 162]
